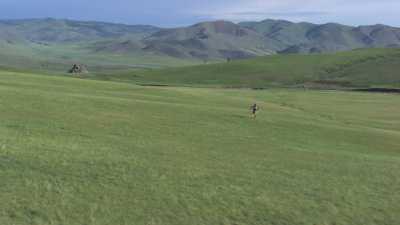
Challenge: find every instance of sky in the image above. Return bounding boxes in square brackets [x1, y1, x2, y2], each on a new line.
[0, 0, 399, 27]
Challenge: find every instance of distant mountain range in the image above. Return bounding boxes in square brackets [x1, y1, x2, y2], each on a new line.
[1, 18, 400, 61]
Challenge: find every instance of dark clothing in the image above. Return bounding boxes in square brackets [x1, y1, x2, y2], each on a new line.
[251, 104, 258, 114]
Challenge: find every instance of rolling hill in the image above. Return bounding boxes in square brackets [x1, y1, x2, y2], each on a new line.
[0, 18, 199, 71]
[105, 48, 400, 88]
[240, 20, 400, 54]
[0, 18, 160, 44]
[1, 18, 400, 72]
[142, 21, 278, 59]
[0, 19, 197, 72]
[101, 19, 400, 59]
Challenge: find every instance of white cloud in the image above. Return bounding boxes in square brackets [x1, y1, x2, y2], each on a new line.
[1, 0, 399, 27]
[191, 0, 400, 26]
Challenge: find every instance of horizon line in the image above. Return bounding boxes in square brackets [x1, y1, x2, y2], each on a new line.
[0, 16, 396, 29]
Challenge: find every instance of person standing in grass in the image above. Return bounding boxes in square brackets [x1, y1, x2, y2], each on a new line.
[250, 103, 260, 119]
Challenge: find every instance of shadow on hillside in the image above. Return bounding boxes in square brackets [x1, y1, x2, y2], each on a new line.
[353, 88, 400, 93]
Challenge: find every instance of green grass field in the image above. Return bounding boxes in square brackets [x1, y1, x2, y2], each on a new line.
[1, 70, 399, 225]
[103, 48, 400, 88]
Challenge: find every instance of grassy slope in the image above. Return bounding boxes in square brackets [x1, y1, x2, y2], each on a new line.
[107, 48, 400, 88]
[0, 41, 200, 73]
[0, 19, 202, 72]
[1, 70, 400, 225]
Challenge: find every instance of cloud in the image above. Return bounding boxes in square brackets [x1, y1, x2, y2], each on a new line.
[200, 10, 330, 22]
[1, 0, 400, 27]
[231, 11, 329, 17]
[190, 0, 400, 26]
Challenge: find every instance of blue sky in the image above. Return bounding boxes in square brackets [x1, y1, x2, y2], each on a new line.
[1, 0, 399, 27]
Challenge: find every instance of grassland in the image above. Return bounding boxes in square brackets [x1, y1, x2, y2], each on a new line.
[2, 43, 399, 90]
[0, 41, 200, 73]
[102, 48, 400, 88]
[1, 70, 399, 225]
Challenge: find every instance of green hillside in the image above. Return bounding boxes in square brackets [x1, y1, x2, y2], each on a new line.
[1, 18, 400, 69]
[0, 19, 201, 71]
[0, 41, 200, 73]
[108, 48, 400, 88]
[143, 21, 277, 59]
[1, 69, 399, 225]
[240, 20, 400, 54]
[140, 20, 400, 59]
[239, 19, 315, 47]
[0, 18, 160, 43]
